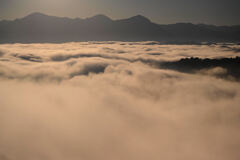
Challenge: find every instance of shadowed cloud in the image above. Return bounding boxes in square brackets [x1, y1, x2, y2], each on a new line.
[12, 53, 43, 62]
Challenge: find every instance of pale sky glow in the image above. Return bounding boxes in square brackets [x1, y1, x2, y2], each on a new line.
[0, 0, 240, 25]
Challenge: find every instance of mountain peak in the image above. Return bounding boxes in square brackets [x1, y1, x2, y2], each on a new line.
[24, 12, 48, 19]
[122, 14, 151, 24]
[131, 15, 150, 21]
[86, 14, 112, 22]
[134, 14, 147, 18]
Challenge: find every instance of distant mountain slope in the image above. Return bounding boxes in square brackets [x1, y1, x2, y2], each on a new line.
[0, 12, 240, 43]
[161, 57, 240, 81]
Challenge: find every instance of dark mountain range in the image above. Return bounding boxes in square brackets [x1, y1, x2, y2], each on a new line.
[161, 57, 240, 81]
[0, 12, 240, 43]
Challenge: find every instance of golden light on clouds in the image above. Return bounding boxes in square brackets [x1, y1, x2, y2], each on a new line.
[0, 42, 240, 160]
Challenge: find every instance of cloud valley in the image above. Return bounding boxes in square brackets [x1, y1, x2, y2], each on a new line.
[0, 42, 240, 160]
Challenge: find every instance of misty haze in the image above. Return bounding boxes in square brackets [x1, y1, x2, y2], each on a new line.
[1, 1, 240, 160]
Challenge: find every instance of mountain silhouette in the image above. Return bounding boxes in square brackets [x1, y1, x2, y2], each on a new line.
[161, 57, 240, 81]
[0, 12, 239, 43]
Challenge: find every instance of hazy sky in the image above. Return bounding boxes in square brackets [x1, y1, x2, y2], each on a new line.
[0, 0, 240, 25]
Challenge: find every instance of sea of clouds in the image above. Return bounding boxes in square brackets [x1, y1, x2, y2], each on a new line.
[0, 42, 240, 160]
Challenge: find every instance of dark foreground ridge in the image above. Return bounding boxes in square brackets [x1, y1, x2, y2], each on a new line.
[0, 12, 240, 43]
[161, 57, 240, 81]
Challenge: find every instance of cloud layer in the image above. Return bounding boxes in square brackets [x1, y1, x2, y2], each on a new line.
[0, 42, 240, 160]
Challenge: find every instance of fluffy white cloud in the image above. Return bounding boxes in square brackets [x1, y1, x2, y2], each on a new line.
[0, 42, 240, 160]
